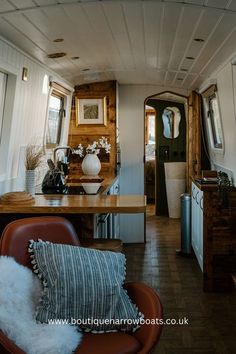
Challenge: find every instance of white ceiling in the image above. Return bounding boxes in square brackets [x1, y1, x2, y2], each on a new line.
[1, 0, 236, 90]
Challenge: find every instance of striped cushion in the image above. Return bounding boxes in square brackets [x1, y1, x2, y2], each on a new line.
[29, 241, 142, 332]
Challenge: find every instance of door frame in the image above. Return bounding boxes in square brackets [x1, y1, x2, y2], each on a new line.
[144, 91, 201, 211]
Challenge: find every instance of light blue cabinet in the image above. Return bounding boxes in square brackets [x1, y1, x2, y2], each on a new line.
[94, 177, 120, 239]
[191, 182, 203, 271]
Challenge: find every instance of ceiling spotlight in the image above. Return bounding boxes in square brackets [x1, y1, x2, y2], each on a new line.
[47, 52, 66, 58]
[186, 56, 195, 60]
[71, 56, 80, 60]
[194, 38, 205, 42]
[53, 38, 64, 42]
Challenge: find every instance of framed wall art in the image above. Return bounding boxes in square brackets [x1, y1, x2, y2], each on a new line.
[76, 97, 107, 125]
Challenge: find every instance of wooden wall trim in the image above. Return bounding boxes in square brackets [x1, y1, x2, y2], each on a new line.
[187, 91, 202, 191]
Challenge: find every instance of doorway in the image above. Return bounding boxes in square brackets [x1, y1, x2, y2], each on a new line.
[144, 92, 188, 216]
[145, 105, 156, 204]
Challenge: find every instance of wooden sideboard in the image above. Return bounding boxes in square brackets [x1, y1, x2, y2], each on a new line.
[191, 180, 236, 292]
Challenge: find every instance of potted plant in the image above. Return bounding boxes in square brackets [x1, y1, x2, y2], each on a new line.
[25, 144, 44, 196]
[218, 171, 232, 208]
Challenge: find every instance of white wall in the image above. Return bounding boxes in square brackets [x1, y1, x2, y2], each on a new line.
[118, 84, 188, 242]
[0, 36, 73, 194]
[200, 62, 236, 183]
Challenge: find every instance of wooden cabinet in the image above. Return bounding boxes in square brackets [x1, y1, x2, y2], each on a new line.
[191, 182, 203, 271]
[191, 180, 236, 292]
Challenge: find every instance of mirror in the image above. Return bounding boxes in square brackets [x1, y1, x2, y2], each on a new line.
[162, 106, 181, 139]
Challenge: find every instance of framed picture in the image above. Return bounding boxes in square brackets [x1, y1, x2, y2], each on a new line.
[76, 97, 107, 125]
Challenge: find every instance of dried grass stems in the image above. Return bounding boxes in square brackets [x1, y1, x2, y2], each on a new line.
[25, 144, 44, 170]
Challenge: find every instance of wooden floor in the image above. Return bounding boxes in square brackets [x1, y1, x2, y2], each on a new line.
[124, 205, 236, 354]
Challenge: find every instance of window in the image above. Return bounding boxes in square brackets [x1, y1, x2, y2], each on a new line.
[202, 84, 223, 150]
[46, 91, 65, 148]
[162, 106, 181, 139]
[147, 114, 155, 144]
[145, 107, 156, 145]
[0, 71, 7, 142]
[207, 93, 223, 149]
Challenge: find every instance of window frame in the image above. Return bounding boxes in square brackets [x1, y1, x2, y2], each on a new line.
[202, 84, 224, 153]
[0, 71, 7, 143]
[207, 92, 223, 149]
[46, 89, 65, 149]
[145, 108, 156, 145]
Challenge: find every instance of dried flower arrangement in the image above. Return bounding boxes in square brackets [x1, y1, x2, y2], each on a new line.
[25, 144, 44, 170]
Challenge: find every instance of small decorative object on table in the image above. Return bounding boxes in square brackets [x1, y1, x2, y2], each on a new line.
[0, 191, 34, 205]
[72, 137, 111, 178]
[25, 144, 44, 196]
[73, 177, 104, 194]
[42, 159, 66, 194]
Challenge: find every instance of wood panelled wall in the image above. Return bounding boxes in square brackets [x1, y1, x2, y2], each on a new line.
[68, 80, 117, 176]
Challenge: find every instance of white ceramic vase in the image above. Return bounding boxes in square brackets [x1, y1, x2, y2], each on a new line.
[81, 153, 101, 177]
[25, 170, 36, 196]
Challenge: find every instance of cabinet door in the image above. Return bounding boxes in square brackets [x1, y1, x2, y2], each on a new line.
[110, 178, 120, 238]
[198, 191, 204, 271]
[191, 183, 198, 254]
[191, 183, 203, 271]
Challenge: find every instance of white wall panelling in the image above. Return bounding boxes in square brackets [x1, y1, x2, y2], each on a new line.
[0, 36, 73, 194]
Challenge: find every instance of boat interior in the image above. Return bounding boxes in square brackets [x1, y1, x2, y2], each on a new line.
[0, 0, 236, 353]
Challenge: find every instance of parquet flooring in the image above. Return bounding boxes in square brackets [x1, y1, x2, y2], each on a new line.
[124, 205, 236, 354]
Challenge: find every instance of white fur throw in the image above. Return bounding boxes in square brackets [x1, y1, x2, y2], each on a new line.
[0, 256, 82, 354]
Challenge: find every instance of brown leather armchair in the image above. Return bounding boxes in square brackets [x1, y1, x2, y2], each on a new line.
[0, 216, 163, 354]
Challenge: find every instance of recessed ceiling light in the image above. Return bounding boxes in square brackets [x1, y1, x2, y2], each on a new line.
[186, 56, 195, 60]
[82, 68, 90, 72]
[194, 38, 205, 42]
[71, 56, 80, 60]
[47, 52, 66, 59]
[53, 38, 64, 43]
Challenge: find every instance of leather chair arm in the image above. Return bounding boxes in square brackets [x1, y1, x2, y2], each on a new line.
[0, 282, 163, 354]
[124, 282, 163, 354]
